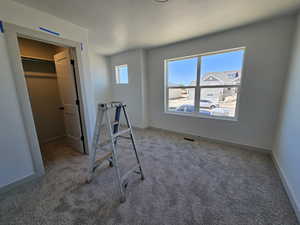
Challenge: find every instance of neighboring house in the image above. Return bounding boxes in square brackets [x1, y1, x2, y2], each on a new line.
[170, 71, 241, 103]
[201, 70, 240, 102]
[201, 71, 240, 86]
[189, 71, 241, 102]
[168, 82, 187, 99]
[169, 88, 186, 99]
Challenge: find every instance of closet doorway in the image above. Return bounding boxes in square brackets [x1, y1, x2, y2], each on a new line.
[18, 37, 85, 166]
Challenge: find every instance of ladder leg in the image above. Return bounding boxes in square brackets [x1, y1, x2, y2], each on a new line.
[113, 106, 121, 134]
[108, 105, 122, 167]
[87, 108, 104, 183]
[122, 106, 145, 180]
[105, 110, 126, 203]
[130, 134, 145, 180]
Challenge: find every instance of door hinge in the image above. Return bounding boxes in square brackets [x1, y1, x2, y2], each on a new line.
[76, 99, 80, 105]
[81, 136, 84, 141]
[70, 59, 75, 65]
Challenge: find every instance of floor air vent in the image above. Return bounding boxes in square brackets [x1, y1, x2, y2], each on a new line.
[184, 137, 195, 142]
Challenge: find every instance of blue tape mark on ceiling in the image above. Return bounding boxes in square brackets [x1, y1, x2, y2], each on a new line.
[39, 27, 60, 36]
[0, 21, 4, 33]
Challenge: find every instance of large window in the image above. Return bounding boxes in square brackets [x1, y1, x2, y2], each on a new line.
[115, 64, 129, 84]
[165, 48, 245, 119]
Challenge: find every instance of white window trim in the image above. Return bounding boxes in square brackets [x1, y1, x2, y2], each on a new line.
[115, 64, 128, 84]
[164, 47, 246, 121]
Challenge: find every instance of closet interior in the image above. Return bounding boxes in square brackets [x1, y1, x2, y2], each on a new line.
[18, 37, 82, 166]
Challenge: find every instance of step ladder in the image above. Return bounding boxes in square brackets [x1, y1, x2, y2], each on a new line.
[87, 102, 145, 203]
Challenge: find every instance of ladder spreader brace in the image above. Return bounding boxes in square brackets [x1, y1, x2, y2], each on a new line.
[87, 102, 145, 203]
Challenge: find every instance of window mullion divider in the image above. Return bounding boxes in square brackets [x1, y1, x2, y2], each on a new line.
[165, 60, 169, 112]
[199, 84, 240, 89]
[167, 86, 196, 89]
[194, 56, 201, 112]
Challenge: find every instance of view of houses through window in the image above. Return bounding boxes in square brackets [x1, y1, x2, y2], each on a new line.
[166, 48, 245, 119]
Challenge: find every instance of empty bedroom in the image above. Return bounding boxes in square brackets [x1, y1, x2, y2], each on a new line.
[0, 0, 299, 224]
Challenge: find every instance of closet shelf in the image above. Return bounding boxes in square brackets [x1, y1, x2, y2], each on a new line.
[24, 71, 57, 78]
[21, 55, 54, 62]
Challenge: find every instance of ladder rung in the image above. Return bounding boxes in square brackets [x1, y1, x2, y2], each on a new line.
[94, 152, 112, 167]
[119, 135, 131, 140]
[121, 165, 139, 183]
[97, 140, 113, 149]
[113, 128, 131, 138]
[96, 136, 130, 149]
[112, 121, 119, 126]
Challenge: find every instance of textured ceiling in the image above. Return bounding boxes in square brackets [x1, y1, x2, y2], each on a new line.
[12, 0, 300, 55]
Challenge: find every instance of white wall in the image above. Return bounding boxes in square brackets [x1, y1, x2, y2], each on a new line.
[0, 0, 95, 189]
[110, 49, 148, 128]
[0, 33, 35, 188]
[25, 75, 66, 143]
[147, 16, 295, 150]
[89, 49, 112, 106]
[273, 14, 300, 221]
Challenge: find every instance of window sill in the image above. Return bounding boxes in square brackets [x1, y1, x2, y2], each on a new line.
[164, 111, 238, 122]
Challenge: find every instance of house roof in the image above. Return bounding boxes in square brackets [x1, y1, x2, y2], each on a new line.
[169, 70, 242, 87]
[201, 70, 241, 85]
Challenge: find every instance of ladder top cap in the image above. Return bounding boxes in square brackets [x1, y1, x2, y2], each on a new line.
[98, 102, 125, 109]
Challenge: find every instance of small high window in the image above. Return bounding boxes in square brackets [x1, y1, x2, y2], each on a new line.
[115, 64, 128, 84]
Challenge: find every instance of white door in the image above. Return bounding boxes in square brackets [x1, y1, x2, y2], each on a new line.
[54, 50, 84, 153]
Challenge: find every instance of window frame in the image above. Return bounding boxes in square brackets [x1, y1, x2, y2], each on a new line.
[115, 64, 129, 84]
[164, 47, 246, 121]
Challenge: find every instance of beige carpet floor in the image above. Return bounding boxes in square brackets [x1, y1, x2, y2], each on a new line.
[0, 128, 298, 225]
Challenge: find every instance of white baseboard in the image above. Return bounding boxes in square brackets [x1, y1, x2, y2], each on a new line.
[148, 126, 271, 154]
[0, 173, 39, 194]
[272, 154, 300, 223]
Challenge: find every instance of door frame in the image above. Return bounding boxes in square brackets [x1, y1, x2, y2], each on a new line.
[4, 22, 90, 176]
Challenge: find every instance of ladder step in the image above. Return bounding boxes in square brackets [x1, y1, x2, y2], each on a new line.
[96, 136, 131, 149]
[119, 135, 131, 140]
[113, 128, 131, 138]
[112, 121, 119, 126]
[93, 152, 113, 168]
[121, 165, 140, 184]
[97, 140, 111, 149]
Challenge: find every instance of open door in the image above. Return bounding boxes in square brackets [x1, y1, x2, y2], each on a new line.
[54, 49, 85, 153]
